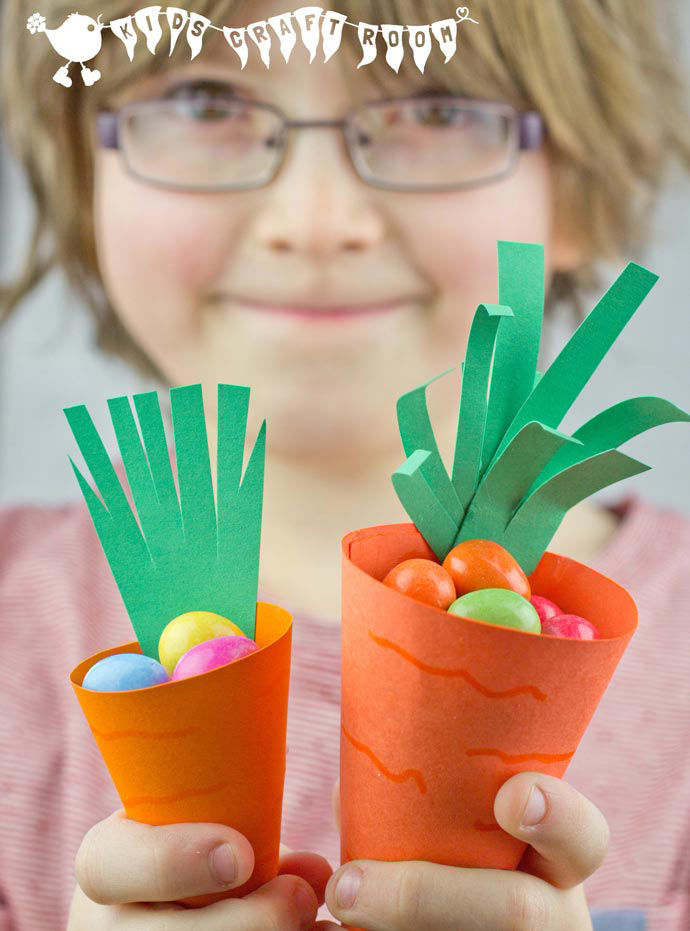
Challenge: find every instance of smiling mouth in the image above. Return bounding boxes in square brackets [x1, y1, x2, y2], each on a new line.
[213, 296, 423, 320]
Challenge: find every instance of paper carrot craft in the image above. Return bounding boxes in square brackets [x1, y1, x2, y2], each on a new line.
[340, 241, 689, 899]
[67, 384, 292, 906]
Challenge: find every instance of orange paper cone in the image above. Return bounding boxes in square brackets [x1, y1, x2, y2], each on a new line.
[70, 602, 292, 907]
[341, 524, 637, 877]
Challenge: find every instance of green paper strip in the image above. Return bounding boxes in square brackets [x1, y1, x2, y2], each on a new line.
[455, 422, 582, 546]
[396, 367, 464, 525]
[392, 450, 458, 561]
[526, 397, 690, 493]
[217, 383, 265, 638]
[107, 395, 183, 562]
[480, 242, 545, 475]
[490, 262, 659, 465]
[170, 385, 217, 566]
[133, 391, 184, 537]
[64, 405, 148, 554]
[503, 449, 650, 574]
[451, 302, 514, 511]
[67, 384, 266, 658]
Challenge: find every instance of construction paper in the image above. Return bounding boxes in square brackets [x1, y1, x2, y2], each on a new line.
[502, 449, 650, 574]
[488, 260, 659, 467]
[396, 368, 464, 526]
[451, 303, 514, 512]
[480, 242, 545, 473]
[70, 602, 292, 907]
[526, 397, 690, 492]
[65, 383, 265, 656]
[340, 524, 636, 875]
[389, 242, 686, 576]
[455, 422, 580, 545]
[392, 450, 458, 561]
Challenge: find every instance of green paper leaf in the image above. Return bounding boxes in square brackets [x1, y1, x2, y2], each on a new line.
[503, 449, 651, 574]
[456, 422, 582, 545]
[392, 450, 458, 561]
[65, 384, 266, 657]
[481, 242, 545, 474]
[490, 261, 659, 465]
[396, 367, 463, 526]
[527, 397, 690, 492]
[451, 303, 514, 511]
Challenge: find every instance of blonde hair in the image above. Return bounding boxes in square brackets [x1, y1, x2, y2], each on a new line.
[2, 0, 689, 378]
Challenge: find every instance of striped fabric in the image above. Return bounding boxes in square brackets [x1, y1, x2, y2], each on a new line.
[0, 495, 688, 929]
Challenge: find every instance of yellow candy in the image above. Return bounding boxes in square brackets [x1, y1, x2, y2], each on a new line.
[158, 612, 245, 674]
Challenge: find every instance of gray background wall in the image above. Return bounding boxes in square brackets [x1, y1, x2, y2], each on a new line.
[1, 24, 689, 511]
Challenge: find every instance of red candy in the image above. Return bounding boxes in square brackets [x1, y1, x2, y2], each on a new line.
[541, 614, 601, 640]
[530, 595, 562, 626]
[442, 540, 530, 600]
[383, 558, 456, 610]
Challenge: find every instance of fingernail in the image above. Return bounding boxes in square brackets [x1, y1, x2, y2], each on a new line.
[209, 843, 237, 885]
[336, 866, 362, 909]
[521, 785, 547, 827]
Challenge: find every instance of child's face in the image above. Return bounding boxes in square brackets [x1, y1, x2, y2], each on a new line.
[93, 0, 571, 459]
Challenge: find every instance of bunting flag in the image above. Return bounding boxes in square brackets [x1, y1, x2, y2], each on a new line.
[25, 5, 477, 87]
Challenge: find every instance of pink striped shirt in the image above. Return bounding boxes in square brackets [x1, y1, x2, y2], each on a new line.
[0, 495, 688, 930]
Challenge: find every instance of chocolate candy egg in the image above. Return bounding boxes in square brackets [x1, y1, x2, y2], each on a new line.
[442, 540, 531, 599]
[171, 635, 259, 681]
[383, 558, 456, 610]
[448, 588, 541, 633]
[530, 595, 562, 627]
[541, 614, 601, 640]
[159, 612, 245, 675]
[82, 653, 169, 692]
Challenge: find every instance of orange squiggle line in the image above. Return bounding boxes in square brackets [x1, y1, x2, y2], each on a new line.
[368, 630, 547, 702]
[473, 820, 504, 832]
[466, 748, 575, 764]
[123, 780, 230, 809]
[92, 726, 201, 741]
[342, 725, 427, 794]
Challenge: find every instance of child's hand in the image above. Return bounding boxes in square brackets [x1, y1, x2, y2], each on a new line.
[68, 808, 332, 930]
[323, 772, 609, 930]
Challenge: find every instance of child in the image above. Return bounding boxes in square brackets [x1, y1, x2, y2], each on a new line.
[1, 0, 689, 928]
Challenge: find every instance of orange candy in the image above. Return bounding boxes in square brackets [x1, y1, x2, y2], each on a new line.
[383, 558, 457, 610]
[442, 540, 531, 600]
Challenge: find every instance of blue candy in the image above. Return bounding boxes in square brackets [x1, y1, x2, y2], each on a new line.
[82, 653, 169, 692]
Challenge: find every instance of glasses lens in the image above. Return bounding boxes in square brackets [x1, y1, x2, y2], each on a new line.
[120, 98, 285, 190]
[349, 97, 516, 190]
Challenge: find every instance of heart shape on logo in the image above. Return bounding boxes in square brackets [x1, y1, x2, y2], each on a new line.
[456, 6, 470, 19]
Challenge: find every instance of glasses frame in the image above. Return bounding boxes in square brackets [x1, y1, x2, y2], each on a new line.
[96, 94, 544, 194]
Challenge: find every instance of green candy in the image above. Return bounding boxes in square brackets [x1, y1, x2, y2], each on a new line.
[448, 588, 541, 633]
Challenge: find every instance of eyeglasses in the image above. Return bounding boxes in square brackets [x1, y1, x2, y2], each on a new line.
[96, 94, 543, 194]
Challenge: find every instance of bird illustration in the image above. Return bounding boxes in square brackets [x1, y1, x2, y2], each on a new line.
[27, 11, 105, 86]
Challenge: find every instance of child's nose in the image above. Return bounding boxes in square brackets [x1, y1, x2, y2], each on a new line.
[250, 128, 386, 257]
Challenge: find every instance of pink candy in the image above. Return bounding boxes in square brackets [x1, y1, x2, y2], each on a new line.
[541, 614, 601, 640]
[171, 635, 259, 681]
[530, 595, 562, 626]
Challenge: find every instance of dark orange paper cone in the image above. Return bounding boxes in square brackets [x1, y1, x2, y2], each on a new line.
[341, 524, 637, 878]
[71, 602, 291, 907]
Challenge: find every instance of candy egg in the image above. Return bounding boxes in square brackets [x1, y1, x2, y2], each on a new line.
[448, 588, 541, 633]
[159, 612, 245, 675]
[541, 614, 601, 640]
[383, 558, 456, 610]
[82, 653, 169, 692]
[171, 635, 259, 681]
[442, 540, 531, 599]
[530, 595, 562, 626]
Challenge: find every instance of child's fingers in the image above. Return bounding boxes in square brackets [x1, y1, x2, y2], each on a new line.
[493, 772, 610, 889]
[278, 849, 335, 905]
[70, 874, 319, 931]
[75, 808, 255, 905]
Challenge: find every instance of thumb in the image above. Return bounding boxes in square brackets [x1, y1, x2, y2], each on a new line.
[494, 772, 610, 889]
